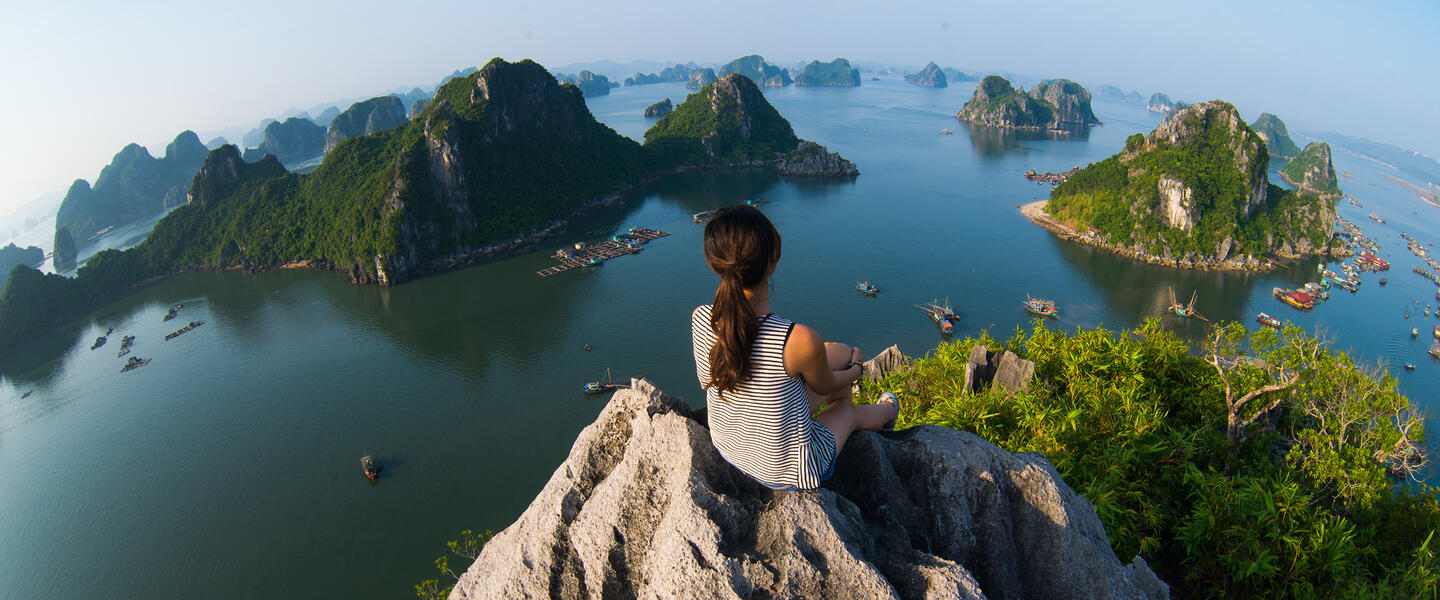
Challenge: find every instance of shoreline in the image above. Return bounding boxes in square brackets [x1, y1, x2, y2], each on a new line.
[1019, 200, 1287, 273]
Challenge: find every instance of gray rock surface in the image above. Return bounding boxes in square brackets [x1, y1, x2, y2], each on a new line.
[963, 345, 994, 392]
[686, 68, 717, 90]
[449, 379, 1167, 600]
[862, 344, 910, 382]
[643, 98, 673, 118]
[906, 62, 948, 88]
[993, 351, 1036, 394]
[776, 141, 859, 176]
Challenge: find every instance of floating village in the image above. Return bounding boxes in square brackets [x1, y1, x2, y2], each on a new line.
[84, 303, 207, 374]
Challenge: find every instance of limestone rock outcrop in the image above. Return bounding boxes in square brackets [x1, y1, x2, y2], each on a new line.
[241, 117, 325, 167]
[776, 141, 859, 176]
[1147, 93, 1176, 113]
[906, 62, 948, 88]
[573, 71, 612, 98]
[956, 76, 1099, 131]
[793, 58, 861, 87]
[718, 55, 792, 87]
[686, 68, 717, 90]
[1249, 113, 1300, 159]
[643, 98, 673, 118]
[449, 379, 1168, 600]
[324, 95, 407, 153]
[1279, 142, 1340, 198]
[53, 130, 209, 244]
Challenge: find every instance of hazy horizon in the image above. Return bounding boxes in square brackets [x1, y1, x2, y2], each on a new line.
[1, 0, 1436, 220]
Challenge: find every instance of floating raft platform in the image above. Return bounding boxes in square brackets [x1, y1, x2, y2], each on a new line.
[537, 228, 670, 278]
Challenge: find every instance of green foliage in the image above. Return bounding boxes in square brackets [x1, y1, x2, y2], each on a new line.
[415, 529, 493, 600]
[793, 58, 860, 86]
[1048, 106, 1335, 259]
[643, 75, 799, 169]
[1251, 113, 1301, 158]
[859, 321, 1438, 598]
[1280, 142, 1340, 195]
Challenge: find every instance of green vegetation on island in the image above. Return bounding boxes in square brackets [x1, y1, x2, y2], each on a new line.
[1046, 100, 1335, 261]
[793, 58, 861, 87]
[1250, 113, 1301, 159]
[643, 98, 673, 118]
[323, 95, 407, 153]
[0, 244, 43, 294]
[644, 73, 800, 168]
[861, 321, 1434, 598]
[1279, 142, 1341, 198]
[0, 59, 855, 354]
[956, 76, 1100, 131]
[1148, 92, 1177, 113]
[685, 67, 717, 90]
[242, 117, 326, 167]
[54, 130, 208, 246]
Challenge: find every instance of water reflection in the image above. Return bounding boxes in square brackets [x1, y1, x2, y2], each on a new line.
[963, 123, 1091, 159]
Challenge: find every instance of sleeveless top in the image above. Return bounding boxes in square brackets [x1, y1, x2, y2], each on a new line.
[691, 305, 837, 490]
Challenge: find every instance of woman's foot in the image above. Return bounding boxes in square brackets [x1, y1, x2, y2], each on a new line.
[878, 392, 900, 431]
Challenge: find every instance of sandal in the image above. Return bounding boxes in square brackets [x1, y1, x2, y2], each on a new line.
[879, 392, 901, 431]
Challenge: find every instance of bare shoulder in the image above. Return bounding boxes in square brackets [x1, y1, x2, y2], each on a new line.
[787, 323, 823, 352]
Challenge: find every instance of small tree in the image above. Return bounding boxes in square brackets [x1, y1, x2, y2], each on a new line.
[1202, 322, 1322, 472]
[415, 529, 492, 600]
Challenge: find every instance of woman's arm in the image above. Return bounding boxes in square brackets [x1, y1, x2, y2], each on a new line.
[784, 323, 861, 396]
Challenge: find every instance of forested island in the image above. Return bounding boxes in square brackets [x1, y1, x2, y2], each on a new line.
[1250, 112, 1300, 159]
[717, 55, 791, 87]
[905, 62, 947, 87]
[0, 60, 856, 353]
[793, 58, 861, 86]
[1028, 100, 1338, 270]
[956, 76, 1100, 131]
[1279, 141, 1341, 198]
[242, 117, 326, 167]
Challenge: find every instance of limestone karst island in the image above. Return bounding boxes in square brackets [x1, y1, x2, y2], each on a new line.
[2, 3, 1437, 599]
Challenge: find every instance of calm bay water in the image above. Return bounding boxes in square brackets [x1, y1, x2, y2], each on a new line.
[1, 77, 1436, 599]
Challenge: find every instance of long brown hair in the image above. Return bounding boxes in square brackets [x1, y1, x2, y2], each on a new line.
[703, 204, 781, 393]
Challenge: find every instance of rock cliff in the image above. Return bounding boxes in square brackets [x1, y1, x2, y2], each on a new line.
[53, 130, 208, 244]
[1029, 80, 1102, 128]
[1279, 142, 1340, 198]
[719, 55, 792, 87]
[625, 64, 695, 86]
[186, 144, 286, 207]
[905, 62, 948, 87]
[1043, 100, 1337, 266]
[686, 68, 717, 90]
[1146, 93, 1176, 113]
[324, 95, 407, 153]
[643, 73, 857, 175]
[1249, 113, 1300, 159]
[956, 76, 1099, 131]
[643, 98, 673, 118]
[241, 117, 325, 167]
[794, 58, 861, 87]
[942, 67, 974, 83]
[52, 226, 76, 272]
[449, 379, 1168, 600]
[574, 71, 612, 98]
[0, 243, 44, 291]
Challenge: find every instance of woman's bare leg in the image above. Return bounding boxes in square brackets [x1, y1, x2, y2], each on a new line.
[813, 384, 898, 454]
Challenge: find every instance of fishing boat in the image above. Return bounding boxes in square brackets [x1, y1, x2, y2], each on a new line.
[1256, 313, 1281, 328]
[692, 210, 717, 224]
[916, 299, 957, 334]
[90, 336, 107, 350]
[1432, 345, 1440, 360]
[361, 454, 380, 480]
[21, 390, 32, 399]
[1022, 295, 1059, 318]
[583, 368, 628, 394]
[1380, 278, 1387, 286]
[940, 129, 953, 135]
[1168, 288, 1209, 320]
[163, 307, 178, 322]
[1434, 325, 1439, 340]
[1279, 290, 1315, 311]
[120, 356, 150, 373]
[1414, 328, 1421, 338]
[856, 281, 880, 295]
[1406, 362, 1417, 370]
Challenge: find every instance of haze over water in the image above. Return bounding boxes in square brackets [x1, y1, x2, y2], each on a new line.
[0, 78, 1435, 598]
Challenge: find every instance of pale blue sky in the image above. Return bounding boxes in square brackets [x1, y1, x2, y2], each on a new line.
[1, 0, 1436, 216]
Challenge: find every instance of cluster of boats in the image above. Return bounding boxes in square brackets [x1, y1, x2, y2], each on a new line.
[116, 335, 136, 357]
[916, 299, 959, 334]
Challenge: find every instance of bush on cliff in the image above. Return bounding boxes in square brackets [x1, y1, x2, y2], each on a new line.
[857, 320, 1436, 598]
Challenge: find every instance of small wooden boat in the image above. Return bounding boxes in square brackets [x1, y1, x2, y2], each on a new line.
[692, 210, 717, 224]
[1022, 295, 1059, 318]
[361, 454, 380, 480]
[1414, 328, 1420, 338]
[1434, 325, 1439, 340]
[21, 390, 32, 399]
[1169, 288, 1209, 320]
[940, 129, 954, 135]
[1380, 278, 1387, 286]
[584, 368, 628, 395]
[1432, 345, 1440, 360]
[856, 281, 880, 295]
[90, 336, 107, 350]
[120, 357, 150, 373]
[163, 308, 178, 322]
[1406, 362, 1417, 370]
[1256, 313, 1281, 328]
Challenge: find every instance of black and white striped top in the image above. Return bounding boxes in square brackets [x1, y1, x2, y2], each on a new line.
[692, 305, 837, 489]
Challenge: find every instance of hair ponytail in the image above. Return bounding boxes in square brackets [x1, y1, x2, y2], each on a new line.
[703, 205, 781, 393]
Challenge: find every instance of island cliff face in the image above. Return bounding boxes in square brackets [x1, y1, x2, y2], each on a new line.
[53, 130, 208, 245]
[241, 117, 325, 167]
[324, 96, 407, 153]
[644, 73, 857, 175]
[718, 55, 792, 87]
[1041, 100, 1336, 268]
[956, 76, 1099, 131]
[794, 58, 861, 87]
[686, 68, 717, 90]
[1147, 93, 1176, 113]
[643, 98, 673, 118]
[573, 71, 612, 98]
[1279, 142, 1340, 198]
[448, 380, 1169, 600]
[1250, 113, 1300, 159]
[906, 62, 948, 87]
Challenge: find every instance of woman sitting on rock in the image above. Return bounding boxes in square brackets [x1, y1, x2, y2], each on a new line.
[691, 205, 897, 491]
